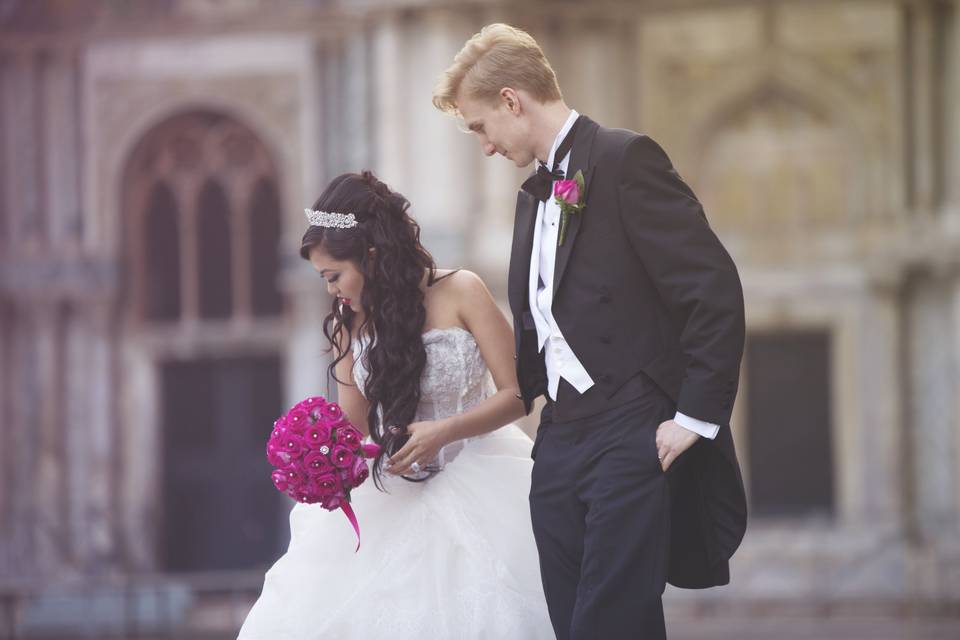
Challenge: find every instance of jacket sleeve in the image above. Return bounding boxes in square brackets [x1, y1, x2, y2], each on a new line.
[617, 134, 745, 426]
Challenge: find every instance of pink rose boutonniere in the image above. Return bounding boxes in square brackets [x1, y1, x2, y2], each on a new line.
[553, 169, 586, 247]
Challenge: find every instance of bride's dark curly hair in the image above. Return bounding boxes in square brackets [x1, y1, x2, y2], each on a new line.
[300, 171, 444, 488]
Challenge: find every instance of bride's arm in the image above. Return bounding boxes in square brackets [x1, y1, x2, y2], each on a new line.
[386, 271, 526, 475]
[333, 331, 371, 438]
[443, 270, 527, 441]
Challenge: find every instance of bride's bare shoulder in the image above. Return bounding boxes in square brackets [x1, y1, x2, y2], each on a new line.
[426, 269, 493, 321]
[431, 268, 488, 295]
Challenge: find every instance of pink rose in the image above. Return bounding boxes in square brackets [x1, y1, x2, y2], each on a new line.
[280, 432, 307, 459]
[313, 472, 342, 496]
[300, 397, 328, 422]
[304, 422, 333, 450]
[298, 396, 325, 412]
[554, 179, 580, 205]
[330, 416, 351, 429]
[286, 408, 310, 434]
[338, 426, 363, 449]
[350, 457, 370, 485]
[274, 465, 306, 492]
[331, 444, 355, 469]
[271, 469, 292, 492]
[304, 450, 334, 473]
[321, 403, 344, 423]
[361, 442, 381, 458]
[271, 417, 288, 438]
[266, 439, 289, 467]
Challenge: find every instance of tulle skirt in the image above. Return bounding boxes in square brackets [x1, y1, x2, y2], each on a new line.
[237, 424, 554, 639]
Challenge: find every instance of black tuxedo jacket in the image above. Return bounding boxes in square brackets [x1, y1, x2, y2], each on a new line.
[507, 115, 748, 589]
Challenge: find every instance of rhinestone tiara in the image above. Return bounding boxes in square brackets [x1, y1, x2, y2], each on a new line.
[304, 208, 359, 229]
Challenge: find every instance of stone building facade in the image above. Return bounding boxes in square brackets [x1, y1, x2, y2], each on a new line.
[1, 0, 958, 635]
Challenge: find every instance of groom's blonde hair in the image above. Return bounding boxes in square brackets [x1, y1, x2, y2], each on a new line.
[432, 23, 562, 115]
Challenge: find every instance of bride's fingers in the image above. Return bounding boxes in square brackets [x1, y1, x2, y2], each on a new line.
[390, 459, 415, 475]
[388, 439, 415, 463]
[387, 446, 418, 474]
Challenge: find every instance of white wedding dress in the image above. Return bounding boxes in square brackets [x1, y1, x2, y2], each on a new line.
[237, 327, 554, 639]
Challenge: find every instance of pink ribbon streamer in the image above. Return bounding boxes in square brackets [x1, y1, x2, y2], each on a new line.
[341, 501, 361, 552]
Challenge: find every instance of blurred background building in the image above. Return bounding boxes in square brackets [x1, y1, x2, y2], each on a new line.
[1, 0, 959, 638]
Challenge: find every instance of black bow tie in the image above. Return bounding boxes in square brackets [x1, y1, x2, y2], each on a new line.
[521, 163, 564, 202]
[521, 116, 581, 202]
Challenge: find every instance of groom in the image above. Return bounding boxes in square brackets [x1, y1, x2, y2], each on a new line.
[434, 23, 748, 640]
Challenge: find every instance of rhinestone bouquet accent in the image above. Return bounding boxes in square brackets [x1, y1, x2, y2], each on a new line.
[266, 396, 380, 551]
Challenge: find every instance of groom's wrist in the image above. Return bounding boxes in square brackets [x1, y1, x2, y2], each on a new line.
[673, 411, 720, 439]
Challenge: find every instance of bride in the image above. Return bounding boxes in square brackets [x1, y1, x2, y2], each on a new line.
[237, 171, 554, 639]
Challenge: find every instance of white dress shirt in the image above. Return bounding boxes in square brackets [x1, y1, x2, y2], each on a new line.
[527, 110, 719, 440]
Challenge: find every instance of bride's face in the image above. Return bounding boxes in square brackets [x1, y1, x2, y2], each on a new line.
[308, 246, 365, 313]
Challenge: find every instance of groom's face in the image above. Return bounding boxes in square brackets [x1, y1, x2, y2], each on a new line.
[457, 90, 535, 168]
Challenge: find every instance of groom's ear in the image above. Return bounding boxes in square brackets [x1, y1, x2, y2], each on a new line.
[501, 87, 522, 115]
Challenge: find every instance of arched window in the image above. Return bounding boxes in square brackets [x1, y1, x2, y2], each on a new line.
[123, 110, 284, 325]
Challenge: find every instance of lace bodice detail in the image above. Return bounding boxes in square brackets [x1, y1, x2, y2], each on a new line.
[351, 326, 496, 425]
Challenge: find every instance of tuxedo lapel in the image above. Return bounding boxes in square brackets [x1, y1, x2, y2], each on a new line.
[553, 117, 598, 298]
[507, 189, 539, 317]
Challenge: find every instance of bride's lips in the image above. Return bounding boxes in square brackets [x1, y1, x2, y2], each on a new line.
[340, 297, 352, 306]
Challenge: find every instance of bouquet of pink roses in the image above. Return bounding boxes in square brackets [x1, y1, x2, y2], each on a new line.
[266, 396, 380, 551]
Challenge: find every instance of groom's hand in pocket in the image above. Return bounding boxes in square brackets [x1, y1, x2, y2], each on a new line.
[655, 420, 700, 472]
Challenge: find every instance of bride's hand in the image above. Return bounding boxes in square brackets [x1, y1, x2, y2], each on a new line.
[386, 419, 451, 475]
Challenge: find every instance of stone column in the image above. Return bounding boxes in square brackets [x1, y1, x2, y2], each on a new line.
[951, 272, 960, 523]
[0, 300, 14, 578]
[41, 49, 83, 248]
[342, 30, 374, 173]
[2, 51, 43, 249]
[67, 300, 122, 572]
[951, 2, 960, 208]
[0, 54, 7, 246]
[371, 15, 407, 188]
[855, 282, 906, 525]
[906, 273, 959, 538]
[0, 302, 66, 577]
[32, 300, 69, 575]
[318, 29, 372, 179]
[475, 151, 522, 295]
[6, 304, 37, 576]
[908, 0, 936, 213]
[1, 302, 56, 577]
[118, 323, 158, 572]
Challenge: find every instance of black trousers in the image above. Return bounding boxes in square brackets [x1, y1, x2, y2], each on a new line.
[529, 383, 674, 640]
